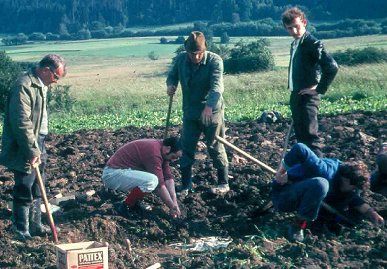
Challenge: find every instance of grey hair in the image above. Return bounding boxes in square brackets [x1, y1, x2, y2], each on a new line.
[39, 54, 67, 77]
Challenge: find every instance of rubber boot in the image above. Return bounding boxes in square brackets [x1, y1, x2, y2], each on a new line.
[210, 166, 230, 194]
[180, 165, 193, 190]
[29, 199, 51, 236]
[12, 202, 32, 241]
[217, 166, 229, 185]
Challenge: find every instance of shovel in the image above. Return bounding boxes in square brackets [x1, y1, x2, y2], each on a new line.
[35, 166, 59, 243]
[279, 120, 293, 166]
[164, 95, 173, 139]
[259, 120, 293, 214]
[215, 135, 355, 226]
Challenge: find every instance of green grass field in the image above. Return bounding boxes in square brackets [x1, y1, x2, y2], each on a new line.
[0, 34, 386, 133]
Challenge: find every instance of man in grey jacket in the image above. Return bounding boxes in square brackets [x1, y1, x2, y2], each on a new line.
[0, 54, 66, 241]
[166, 32, 229, 196]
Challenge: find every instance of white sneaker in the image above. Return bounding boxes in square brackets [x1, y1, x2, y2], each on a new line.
[210, 184, 230, 194]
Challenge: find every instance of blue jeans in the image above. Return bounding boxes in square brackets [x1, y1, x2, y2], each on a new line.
[271, 177, 329, 221]
[102, 166, 158, 193]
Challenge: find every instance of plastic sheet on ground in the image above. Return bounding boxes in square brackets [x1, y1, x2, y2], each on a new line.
[169, 236, 232, 252]
[41, 203, 61, 214]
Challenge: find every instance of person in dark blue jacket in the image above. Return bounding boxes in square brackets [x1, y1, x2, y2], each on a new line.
[271, 143, 384, 242]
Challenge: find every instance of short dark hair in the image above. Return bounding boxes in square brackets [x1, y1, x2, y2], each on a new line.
[282, 7, 306, 26]
[163, 136, 182, 153]
[338, 160, 370, 190]
[39, 54, 67, 76]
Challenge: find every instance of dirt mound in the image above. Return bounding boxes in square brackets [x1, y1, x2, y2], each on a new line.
[0, 111, 386, 268]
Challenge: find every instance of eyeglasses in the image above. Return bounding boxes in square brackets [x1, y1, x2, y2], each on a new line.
[189, 51, 204, 56]
[49, 68, 60, 80]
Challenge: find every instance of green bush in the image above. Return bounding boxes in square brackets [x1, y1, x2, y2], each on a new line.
[0, 51, 22, 113]
[118, 29, 135, 37]
[46, 32, 60, 40]
[159, 37, 168, 44]
[175, 36, 185, 44]
[1, 33, 28, 45]
[91, 30, 109, 39]
[207, 42, 230, 59]
[333, 47, 387, 66]
[76, 29, 91, 40]
[90, 21, 105, 31]
[148, 51, 159, 61]
[224, 39, 274, 73]
[221, 32, 230, 44]
[28, 32, 46, 41]
[47, 85, 75, 112]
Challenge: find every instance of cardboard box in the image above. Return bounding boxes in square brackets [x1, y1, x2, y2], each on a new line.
[56, 241, 109, 269]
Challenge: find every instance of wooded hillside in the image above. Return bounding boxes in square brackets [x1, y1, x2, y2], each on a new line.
[0, 0, 385, 34]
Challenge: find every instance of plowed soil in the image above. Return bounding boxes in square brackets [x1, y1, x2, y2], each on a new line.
[0, 111, 386, 268]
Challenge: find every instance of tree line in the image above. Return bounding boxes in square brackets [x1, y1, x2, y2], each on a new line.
[0, 0, 385, 34]
[2, 18, 386, 46]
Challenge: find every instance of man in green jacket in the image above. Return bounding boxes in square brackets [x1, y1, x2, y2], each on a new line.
[0, 54, 66, 241]
[166, 31, 229, 196]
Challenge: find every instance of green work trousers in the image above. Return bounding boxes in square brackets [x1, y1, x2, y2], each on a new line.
[180, 110, 228, 170]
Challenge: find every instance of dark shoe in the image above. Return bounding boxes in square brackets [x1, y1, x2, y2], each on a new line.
[135, 201, 153, 212]
[114, 202, 131, 217]
[288, 224, 305, 242]
[325, 221, 343, 235]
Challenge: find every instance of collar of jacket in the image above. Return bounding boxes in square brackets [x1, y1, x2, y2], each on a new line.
[296, 31, 310, 46]
[28, 67, 45, 89]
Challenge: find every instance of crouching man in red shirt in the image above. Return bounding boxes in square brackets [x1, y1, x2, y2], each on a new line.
[102, 137, 182, 218]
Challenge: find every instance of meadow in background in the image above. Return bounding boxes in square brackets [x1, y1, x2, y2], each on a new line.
[1, 34, 386, 133]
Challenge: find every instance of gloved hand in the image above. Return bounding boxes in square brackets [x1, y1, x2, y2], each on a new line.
[201, 106, 213, 126]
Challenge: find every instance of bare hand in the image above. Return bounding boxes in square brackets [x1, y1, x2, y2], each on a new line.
[170, 205, 181, 218]
[167, 85, 177, 96]
[370, 211, 384, 226]
[298, 87, 318, 96]
[30, 156, 41, 168]
[201, 106, 213, 126]
[275, 171, 288, 185]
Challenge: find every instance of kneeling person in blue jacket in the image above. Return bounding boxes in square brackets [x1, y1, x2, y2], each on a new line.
[271, 143, 384, 242]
